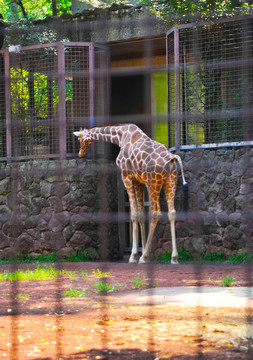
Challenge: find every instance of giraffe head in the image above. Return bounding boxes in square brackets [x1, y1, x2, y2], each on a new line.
[73, 128, 93, 158]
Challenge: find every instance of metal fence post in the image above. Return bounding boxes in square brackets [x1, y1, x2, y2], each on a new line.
[4, 49, 12, 162]
[57, 42, 67, 160]
[174, 26, 181, 150]
[89, 43, 95, 158]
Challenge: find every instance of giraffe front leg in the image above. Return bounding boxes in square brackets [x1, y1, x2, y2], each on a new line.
[139, 218, 158, 263]
[139, 183, 162, 264]
[122, 175, 139, 264]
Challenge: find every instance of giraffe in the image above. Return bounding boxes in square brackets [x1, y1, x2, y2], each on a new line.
[73, 124, 188, 264]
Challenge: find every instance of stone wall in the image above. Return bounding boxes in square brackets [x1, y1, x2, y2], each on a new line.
[0, 160, 119, 260]
[153, 147, 253, 259]
[0, 147, 252, 261]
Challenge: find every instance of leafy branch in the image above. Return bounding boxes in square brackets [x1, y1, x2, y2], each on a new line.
[6, 0, 27, 18]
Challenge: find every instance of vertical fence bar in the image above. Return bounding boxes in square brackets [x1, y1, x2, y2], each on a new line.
[166, 32, 171, 148]
[105, 46, 111, 127]
[89, 43, 95, 158]
[4, 49, 11, 162]
[174, 26, 181, 150]
[57, 43, 67, 160]
[89, 43, 95, 124]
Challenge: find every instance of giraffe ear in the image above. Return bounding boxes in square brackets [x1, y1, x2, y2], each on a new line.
[73, 131, 82, 137]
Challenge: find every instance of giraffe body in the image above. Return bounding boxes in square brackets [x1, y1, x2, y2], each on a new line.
[74, 124, 187, 264]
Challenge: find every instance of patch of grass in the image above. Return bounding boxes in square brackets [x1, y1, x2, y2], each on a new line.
[130, 273, 145, 289]
[155, 252, 171, 263]
[201, 252, 225, 263]
[80, 270, 89, 279]
[155, 249, 253, 264]
[0, 253, 57, 265]
[66, 271, 79, 280]
[220, 276, 236, 287]
[62, 288, 86, 297]
[0, 247, 93, 265]
[33, 253, 57, 263]
[94, 280, 122, 293]
[92, 268, 111, 278]
[12, 293, 29, 299]
[178, 248, 193, 261]
[65, 247, 94, 262]
[155, 248, 193, 263]
[0, 265, 68, 282]
[226, 253, 253, 264]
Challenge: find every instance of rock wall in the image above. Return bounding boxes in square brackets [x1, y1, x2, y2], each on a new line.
[0, 160, 119, 260]
[153, 147, 253, 259]
[0, 147, 252, 261]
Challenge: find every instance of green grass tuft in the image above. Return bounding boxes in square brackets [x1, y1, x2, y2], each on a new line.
[155, 248, 193, 263]
[64, 247, 94, 262]
[12, 293, 29, 299]
[0, 265, 69, 282]
[62, 288, 86, 297]
[94, 280, 122, 293]
[92, 268, 111, 278]
[130, 273, 145, 289]
[226, 253, 253, 264]
[220, 276, 236, 287]
[155, 249, 253, 264]
[0, 247, 93, 265]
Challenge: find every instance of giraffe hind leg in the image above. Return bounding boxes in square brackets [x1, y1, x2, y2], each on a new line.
[122, 176, 139, 263]
[164, 174, 178, 265]
[134, 181, 146, 256]
[129, 220, 139, 263]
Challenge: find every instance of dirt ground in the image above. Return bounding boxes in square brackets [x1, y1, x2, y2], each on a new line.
[0, 262, 252, 360]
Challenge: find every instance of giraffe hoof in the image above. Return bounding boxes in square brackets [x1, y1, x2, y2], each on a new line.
[139, 256, 149, 264]
[171, 257, 179, 265]
[129, 255, 138, 264]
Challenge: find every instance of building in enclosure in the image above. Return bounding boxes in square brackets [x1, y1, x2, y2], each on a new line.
[0, 3, 252, 260]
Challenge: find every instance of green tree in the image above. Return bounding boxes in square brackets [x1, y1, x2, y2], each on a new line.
[142, 0, 253, 22]
[0, 0, 71, 22]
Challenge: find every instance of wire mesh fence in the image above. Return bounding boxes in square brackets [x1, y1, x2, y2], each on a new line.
[0, 12, 252, 360]
[167, 16, 253, 149]
[0, 42, 109, 161]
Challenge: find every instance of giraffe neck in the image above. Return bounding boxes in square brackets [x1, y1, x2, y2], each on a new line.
[89, 126, 124, 147]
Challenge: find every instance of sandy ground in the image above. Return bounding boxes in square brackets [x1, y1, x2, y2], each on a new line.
[0, 262, 252, 359]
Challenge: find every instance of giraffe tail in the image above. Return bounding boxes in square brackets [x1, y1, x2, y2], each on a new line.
[174, 155, 188, 212]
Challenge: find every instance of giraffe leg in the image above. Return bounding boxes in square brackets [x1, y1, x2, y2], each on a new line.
[139, 182, 162, 264]
[130, 220, 139, 263]
[164, 171, 178, 265]
[122, 176, 139, 263]
[134, 181, 146, 255]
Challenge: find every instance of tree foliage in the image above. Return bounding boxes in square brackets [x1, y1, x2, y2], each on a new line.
[142, 0, 253, 22]
[1, 1, 253, 24]
[0, 0, 71, 22]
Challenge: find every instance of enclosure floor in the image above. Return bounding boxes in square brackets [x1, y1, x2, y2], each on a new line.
[0, 262, 252, 360]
